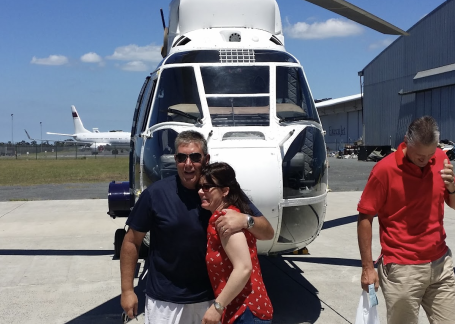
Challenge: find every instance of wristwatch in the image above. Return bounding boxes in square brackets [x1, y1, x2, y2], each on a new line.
[214, 301, 225, 312]
[246, 214, 255, 229]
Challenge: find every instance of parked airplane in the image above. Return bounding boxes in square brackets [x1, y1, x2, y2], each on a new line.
[47, 105, 131, 152]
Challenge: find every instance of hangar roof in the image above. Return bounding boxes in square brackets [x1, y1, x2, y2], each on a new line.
[315, 94, 362, 116]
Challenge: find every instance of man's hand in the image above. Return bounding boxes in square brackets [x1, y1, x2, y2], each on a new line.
[441, 159, 455, 191]
[361, 266, 379, 292]
[121, 290, 138, 320]
[215, 209, 245, 237]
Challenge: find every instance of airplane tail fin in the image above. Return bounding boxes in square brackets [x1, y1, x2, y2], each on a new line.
[24, 129, 33, 140]
[71, 105, 91, 134]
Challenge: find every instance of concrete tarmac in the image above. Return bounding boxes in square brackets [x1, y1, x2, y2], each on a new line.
[2, 193, 455, 323]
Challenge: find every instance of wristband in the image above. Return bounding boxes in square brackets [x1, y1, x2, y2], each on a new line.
[448, 188, 455, 194]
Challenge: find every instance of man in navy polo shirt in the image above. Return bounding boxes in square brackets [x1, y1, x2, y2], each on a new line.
[120, 130, 274, 324]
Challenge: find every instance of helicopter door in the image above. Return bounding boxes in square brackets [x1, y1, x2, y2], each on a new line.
[129, 76, 150, 189]
[132, 76, 157, 191]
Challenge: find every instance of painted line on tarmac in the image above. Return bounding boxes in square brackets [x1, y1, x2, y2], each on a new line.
[0, 201, 27, 219]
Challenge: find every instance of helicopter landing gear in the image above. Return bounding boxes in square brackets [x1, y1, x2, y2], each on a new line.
[292, 247, 309, 255]
[114, 228, 149, 260]
[114, 228, 126, 259]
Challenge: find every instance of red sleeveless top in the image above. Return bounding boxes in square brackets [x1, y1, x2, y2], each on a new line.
[206, 206, 273, 323]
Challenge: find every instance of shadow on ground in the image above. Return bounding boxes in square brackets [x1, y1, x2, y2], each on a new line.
[259, 255, 323, 323]
[1, 249, 370, 323]
[60, 254, 325, 324]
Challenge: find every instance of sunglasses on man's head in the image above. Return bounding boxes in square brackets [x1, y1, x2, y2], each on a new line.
[175, 152, 203, 164]
[198, 183, 224, 192]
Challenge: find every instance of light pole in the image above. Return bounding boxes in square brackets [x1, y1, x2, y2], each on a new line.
[40, 122, 42, 152]
[11, 114, 13, 145]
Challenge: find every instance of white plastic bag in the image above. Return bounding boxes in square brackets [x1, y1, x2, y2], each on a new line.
[354, 290, 380, 324]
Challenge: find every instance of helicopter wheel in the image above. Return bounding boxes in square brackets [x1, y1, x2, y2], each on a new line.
[292, 247, 309, 255]
[446, 150, 455, 161]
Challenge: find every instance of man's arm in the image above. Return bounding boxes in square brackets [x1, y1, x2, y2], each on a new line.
[120, 228, 146, 320]
[441, 159, 455, 209]
[357, 212, 379, 292]
[216, 210, 274, 240]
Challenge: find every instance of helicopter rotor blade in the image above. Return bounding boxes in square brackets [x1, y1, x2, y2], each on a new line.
[304, 0, 409, 35]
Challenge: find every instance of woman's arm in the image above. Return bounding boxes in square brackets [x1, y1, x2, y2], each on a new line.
[216, 231, 252, 307]
[202, 231, 252, 324]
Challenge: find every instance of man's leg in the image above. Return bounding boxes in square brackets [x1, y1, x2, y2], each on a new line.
[421, 250, 455, 324]
[144, 295, 212, 324]
[378, 258, 429, 324]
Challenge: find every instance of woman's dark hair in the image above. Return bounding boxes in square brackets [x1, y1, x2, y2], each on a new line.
[201, 162, 253, 215]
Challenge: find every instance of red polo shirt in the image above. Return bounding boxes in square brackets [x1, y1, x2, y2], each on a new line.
[358, 142, 449, 265]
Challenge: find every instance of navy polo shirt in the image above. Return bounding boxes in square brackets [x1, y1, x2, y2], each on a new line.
[126, 175, 262, 304]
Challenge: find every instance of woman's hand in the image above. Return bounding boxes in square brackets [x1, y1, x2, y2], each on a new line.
[202, 304, 222, 324]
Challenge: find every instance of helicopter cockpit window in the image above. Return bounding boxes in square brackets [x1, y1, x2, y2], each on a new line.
[135, 78, 156, 135]
[275, 67, 320, 124]
[201, 67, 269, 94]
[148, 67, 203, 127]
[201, 66, 270, 127]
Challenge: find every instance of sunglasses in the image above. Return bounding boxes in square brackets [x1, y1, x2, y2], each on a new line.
[198, 183, 224, 192]
[175, 152, 203, 164]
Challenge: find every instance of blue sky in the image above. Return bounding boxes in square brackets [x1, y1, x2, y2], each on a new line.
[0, 0, 446, 143]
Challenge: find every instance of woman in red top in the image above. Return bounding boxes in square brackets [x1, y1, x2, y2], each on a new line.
[199, 162, 273, 324]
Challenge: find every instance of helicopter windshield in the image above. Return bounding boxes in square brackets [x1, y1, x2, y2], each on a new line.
[276, 66, 319, 123]
[148, 67, 203, 127]
[201, 66, 270, 127]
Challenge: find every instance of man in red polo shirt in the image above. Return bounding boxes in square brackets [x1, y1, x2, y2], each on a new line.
[357, 116, 455, 324]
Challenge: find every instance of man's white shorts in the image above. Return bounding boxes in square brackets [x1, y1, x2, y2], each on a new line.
[145, 295, 213, 324]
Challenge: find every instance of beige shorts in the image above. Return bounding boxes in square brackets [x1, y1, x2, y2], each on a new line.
[378, 249, 455, 324]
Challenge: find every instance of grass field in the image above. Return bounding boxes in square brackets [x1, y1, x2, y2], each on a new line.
[0, 156, 129, 186]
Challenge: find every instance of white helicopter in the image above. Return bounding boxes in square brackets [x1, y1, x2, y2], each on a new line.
[108, 0, 407, 257]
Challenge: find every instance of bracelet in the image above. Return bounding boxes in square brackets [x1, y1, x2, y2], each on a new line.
[447, 188, 455, 194]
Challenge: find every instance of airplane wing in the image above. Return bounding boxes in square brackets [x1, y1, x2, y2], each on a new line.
[304, 0, 409, 36]
[46, 132, 75, 136]
[24, 129, 66, 142]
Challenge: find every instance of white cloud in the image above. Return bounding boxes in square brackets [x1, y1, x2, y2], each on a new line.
[368, 39, 393, 50]
[284, 18, 363, 39]
[30, 55, 69, 65]
[80, 52, 103, 63]
[121, 61, 149, 72]
[106, 44, 162, 62]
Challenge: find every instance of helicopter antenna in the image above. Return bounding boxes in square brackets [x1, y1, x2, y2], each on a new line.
[160, 8, 166, 30]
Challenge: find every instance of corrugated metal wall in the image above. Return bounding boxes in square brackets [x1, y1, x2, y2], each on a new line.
[320, 110, 362, 151]
[362, 0, 455, 147]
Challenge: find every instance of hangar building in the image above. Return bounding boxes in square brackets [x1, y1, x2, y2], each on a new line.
[359, 0, 455, 147]
[315, 94, 362, 151]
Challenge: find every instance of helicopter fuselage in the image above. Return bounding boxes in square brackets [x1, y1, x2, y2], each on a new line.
[109, 0, 328, 255]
